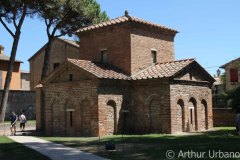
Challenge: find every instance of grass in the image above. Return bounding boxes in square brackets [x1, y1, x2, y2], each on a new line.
[42, 127, 240, 160]
[0, 136, 50, 160]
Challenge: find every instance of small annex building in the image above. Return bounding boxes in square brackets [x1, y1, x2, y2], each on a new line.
[36, 13, 215, 136]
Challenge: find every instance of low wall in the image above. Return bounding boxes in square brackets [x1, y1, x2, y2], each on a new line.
[0, 90, 35, 120]
[213, 108, 236, 127]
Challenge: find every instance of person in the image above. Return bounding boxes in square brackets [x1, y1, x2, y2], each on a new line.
[19, 112, 27, 132]
[236, 113, 240, 135]
[10, 112, 18, 136]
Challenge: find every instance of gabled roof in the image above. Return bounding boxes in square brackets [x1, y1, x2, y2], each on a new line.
[68, 58, 129, 80]
[131, 59, 195, 80]
[42, 58, 214, 84]
[28, 38, 79, 61]
[0, 53, 22, 63]
[220, 57, 240, 68]
[77, 13, 178, 34]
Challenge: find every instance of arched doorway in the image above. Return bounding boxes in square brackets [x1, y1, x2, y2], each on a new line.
[201, 99, 208, 130]
[149, 99, 161, 133]
[188, 98, 197, 131]
[106, 100, 117, 135]
[177, 99, 184, 132]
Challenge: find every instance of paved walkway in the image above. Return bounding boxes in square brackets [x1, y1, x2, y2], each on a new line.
[8, 136, 109, 160]
[0, 122, 36, 136]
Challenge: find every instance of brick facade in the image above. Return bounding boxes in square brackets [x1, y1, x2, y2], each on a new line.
[220, 58, 240, 91]
[78, 24, 175, 76]
[0, 90, 35, 119]
[130, 27, 175, 75]
[170, 84, 213, 133]
[28, 38, 79, 90]
[213, 108, 236, 127]
[35, 14, 214, 136]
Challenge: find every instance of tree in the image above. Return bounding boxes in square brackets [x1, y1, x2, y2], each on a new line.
[38, 0, 109, 79]
[0, 0, 38, 122]
[37, 0, 108, 130]
[224, 86, 240, 113]
[222, 61, 240, 112]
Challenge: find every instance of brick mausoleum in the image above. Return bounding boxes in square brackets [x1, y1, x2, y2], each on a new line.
[37, 12, 215, 136]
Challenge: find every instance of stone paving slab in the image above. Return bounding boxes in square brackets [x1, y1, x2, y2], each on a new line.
[8, 136, 109, 160]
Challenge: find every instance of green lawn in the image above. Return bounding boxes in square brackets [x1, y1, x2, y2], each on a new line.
[0, 136, 50, 160]
[42, 127, 240, 160]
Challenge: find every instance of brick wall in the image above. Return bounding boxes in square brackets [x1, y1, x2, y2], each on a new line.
[43, 80, 99, 136]
[129, 79, 171, 134]
[78, 24, 175, 76]
[40, 77, 214, 136]
[170, 84, 213, 133]
[29, 39, 79, 90]
[78, 24, 131, 75]
[213, 108, 236, 127]
[0, 90, 35, 120]
[131, 28, 175, 75]
[98, 79, 130, 136]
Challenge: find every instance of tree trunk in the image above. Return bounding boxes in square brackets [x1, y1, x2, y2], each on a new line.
[39, 37, 54, 130]
[0, 31, 21, 122]
[41, 37, 54, 80]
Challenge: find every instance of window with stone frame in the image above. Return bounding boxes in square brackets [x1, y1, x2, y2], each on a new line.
[230, 68, 238, 82]
[151, 50, 157, 64]
[101, 49, 108, 63]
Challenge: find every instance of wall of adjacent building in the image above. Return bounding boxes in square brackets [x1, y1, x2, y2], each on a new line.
[224, 61, 240, 91]
[0, 61, 21, 90]
[29, 39, 79, 90]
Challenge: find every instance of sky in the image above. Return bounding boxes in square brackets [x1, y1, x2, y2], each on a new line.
[0, 0, 240, 76]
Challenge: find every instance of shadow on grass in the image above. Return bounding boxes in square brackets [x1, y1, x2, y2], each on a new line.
[0, 136, 50, 160]
[40, 127, 240, 160]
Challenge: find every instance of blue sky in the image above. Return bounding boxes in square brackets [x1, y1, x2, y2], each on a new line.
[1, 0, 240, 75]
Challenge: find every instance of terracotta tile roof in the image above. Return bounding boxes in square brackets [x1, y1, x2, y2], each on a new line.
[220, 57, 240, 68]
[77, 15, 178, 33]
[131, 59, 195, 80]
[67, 58, 196, 80]
[67, 58, 129, 80]
[0, 53, 22, 63]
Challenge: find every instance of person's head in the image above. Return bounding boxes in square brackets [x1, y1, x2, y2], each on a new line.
[12, 112, 15, 115]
